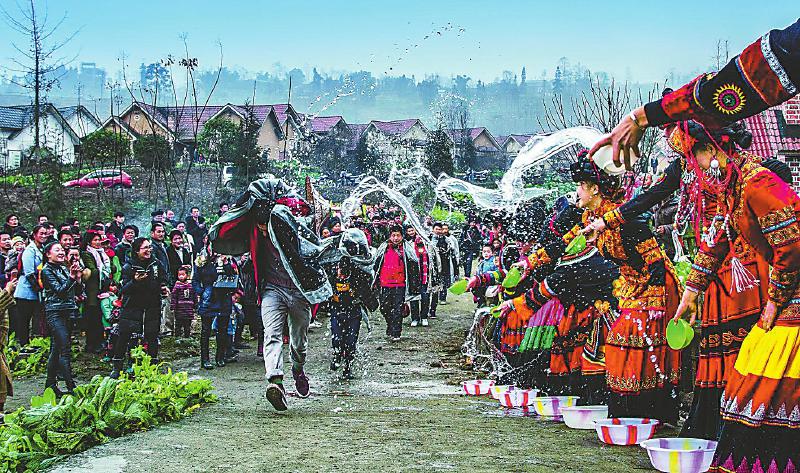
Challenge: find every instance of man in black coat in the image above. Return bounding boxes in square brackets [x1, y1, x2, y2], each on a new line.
[185, 207, 207, 247]
[166, 230, 192, 285]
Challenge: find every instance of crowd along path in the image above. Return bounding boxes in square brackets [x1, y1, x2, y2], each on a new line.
[46, 294, 659, 472]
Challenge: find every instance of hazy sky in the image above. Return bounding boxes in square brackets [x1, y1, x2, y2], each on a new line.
[1, 0, 797, 83]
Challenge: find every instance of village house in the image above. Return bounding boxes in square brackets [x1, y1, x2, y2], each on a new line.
[446, 127, 502, 170]
[0, 104, 99, 169]
[360, 119, 445, 168]
[101, 102, 303, 162]
[744, 95, 800, 189]
[498, 134, 534, 157]
[299, 115, 351, 159]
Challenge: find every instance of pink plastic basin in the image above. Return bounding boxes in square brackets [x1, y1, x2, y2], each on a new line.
[497, 389, 539, 408]
[461, 379, 495, 396]
[531, 396, 579, 417]
[490, 385, 515, 400]
[595, 418, 660, 445]
[640, 438, 718, 473]
[561, 405, 608, 429]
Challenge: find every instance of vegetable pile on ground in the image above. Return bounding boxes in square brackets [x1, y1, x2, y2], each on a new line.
[4, 337, 52, 377]
[0, 348, 216, 472]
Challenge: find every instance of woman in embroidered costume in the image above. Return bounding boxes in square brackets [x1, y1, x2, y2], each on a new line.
[591, 122, 780, 439]
[496, 201, 620, 403]
[467, 243, 539, 386]
[572, 154, 681, 423]
[668, 120, 800, 473]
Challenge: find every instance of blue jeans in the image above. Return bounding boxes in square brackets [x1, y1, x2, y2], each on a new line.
[410, 284, 430, 321]
[45, 310, 76, 391]
[330, 303, 361, 362]
[462, 252, 475, 278]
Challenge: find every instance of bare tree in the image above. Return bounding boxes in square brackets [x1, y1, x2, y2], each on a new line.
[119, 37, 223, 213]
[1, 0, 79, 150]
[539, 75, 662, 173]
[714, 39, 730, 71]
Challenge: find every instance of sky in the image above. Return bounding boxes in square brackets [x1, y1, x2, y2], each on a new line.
[0, 0, 798, 83]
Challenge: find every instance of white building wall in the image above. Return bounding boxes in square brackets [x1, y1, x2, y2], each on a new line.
[64, 110, 98, 138]
[3, 113, 78, 169]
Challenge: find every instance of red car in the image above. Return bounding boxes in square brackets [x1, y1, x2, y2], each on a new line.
[63, 169, 133, 189]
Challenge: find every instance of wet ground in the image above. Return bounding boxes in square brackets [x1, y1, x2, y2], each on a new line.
[13, 294, 667, 472]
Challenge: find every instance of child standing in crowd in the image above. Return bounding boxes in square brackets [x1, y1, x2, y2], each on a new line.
[374, 226, 420, 342]
[473, 244, 498, 307]
[170, 266, 196, 338]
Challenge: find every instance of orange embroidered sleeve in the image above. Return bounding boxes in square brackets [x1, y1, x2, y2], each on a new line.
[749, 179, 800, 306]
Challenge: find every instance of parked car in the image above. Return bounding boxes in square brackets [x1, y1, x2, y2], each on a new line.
[221, 165, 236, 187]
[63, 169, 133, 189]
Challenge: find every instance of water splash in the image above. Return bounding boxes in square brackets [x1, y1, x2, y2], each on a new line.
[341, 174, 432, 245]
[435, 127, 605, 212]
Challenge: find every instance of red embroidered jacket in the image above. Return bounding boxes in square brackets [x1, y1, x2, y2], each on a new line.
[644, 19, 799, 128]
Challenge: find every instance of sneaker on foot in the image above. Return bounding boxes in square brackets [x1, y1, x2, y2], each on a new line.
[265, 382, 288, 411]
[309, 320, 323, 329]
[342, 364, 354, 380]
[292, 369, 310, 398]
[391, 336, 401, 342]
[410, 320, 419, 327]
[422, 319, 429, 327]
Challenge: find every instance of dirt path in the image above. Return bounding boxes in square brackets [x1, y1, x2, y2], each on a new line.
[32, 294, 661, 473]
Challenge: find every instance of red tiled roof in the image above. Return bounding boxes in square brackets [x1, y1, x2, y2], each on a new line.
[128, 103, 284, 140]
[371, 119, 420, 136]
[446, 127, 499, 150]
[309, 115, 344, 133]
[743, 108, 800, 158]
[271, 103, 292, 125]
[346, 123, 369, 150]
[509, 134, 533, 146]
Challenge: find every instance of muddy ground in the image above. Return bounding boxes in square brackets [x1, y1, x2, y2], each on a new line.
[11, 294, 669, 473]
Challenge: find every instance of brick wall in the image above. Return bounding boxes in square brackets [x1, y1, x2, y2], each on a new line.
[785, 95, 800, 125]
[781, 153, 800, 190]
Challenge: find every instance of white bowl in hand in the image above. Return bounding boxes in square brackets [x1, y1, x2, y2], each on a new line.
[591, 144, 634, 176]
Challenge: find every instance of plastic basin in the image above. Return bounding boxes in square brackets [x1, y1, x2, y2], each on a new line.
[502, 267, 522, 288]
[561, 405, 609, 429]
[667, 319, 695, 350]
[565, 234, 587, 255]
[595, 418, 660, 445]
[461, 379, 495, 396]
[532, 396, 579, 417]
[640, 438, 718, 473]
[449, 278, 469, 295]
[497, 389, 539, 408]
[490, 385, 515, 400]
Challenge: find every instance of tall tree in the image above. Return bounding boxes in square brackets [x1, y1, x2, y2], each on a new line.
[1, 0, 78, 150]
[425, 127, 454, 178]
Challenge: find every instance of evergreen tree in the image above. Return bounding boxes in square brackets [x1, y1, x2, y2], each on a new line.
[425, 127, 454, 177]
[355, 135, 380, 177]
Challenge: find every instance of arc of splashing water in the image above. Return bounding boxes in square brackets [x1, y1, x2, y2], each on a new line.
[341, 175, 433, 247]
[435, 126, 607, 212]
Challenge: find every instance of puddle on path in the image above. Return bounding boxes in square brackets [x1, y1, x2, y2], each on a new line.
[51, 455, 128, 473]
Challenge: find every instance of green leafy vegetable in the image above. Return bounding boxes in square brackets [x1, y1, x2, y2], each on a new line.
[0, 347, 216, 472]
